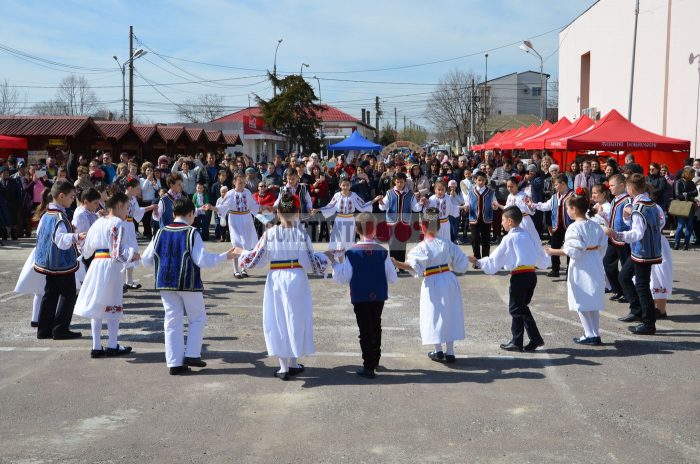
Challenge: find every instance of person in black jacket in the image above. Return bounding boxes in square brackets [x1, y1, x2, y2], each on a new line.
[646, 162, 668, 207]
[524, 164, 545, 237]
[673, 167, 698, 250]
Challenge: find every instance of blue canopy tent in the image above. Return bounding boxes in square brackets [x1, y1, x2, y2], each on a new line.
[328, 130, 382, 151]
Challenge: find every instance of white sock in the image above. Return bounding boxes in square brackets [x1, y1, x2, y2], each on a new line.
[233, 260, 240, 274]
[107, 319, 120, 349]
[126, 268, 134, 286]
[278, 356, 289, 373]
[91, 319, 102, 350]
[289, 357, 299, 369]
[446, 341, 455, 356]
[31, 294, 42, 323]
[578, 311, 600, 338]
[434, 344, 443, 353]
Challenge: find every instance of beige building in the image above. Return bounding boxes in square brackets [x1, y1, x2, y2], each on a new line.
[558, 0, 700, 155]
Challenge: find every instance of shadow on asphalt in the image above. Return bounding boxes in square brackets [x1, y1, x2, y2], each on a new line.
[669, 287, 700, 306]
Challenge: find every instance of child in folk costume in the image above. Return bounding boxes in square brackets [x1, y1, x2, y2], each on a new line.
[597, 175, 632, 305]
[378, 172, 426, 268]
[393, 208, 469, 363]
[331, 213, 398, 379]
[427, 180, 463, 241]
[274, 168, 313, 219]
[650, 204, 672, 319]
[214, 171, 259, 279]
[588, 183, 611, 227]
[123, 178, 157, 290]
[192, 182, 209, 239]
[545, 191, 608, 345]
[157, 173, 184, 229]
[604, 173, 663, 335]
[33, 180, 86, 340]
[493, 177, 550, 269]
[15, 190, 82, 328]
[320, 176, 382, 253]
[72, 188, 101, 237]
[464, 171, 494, 268]
[470, 206, 546, 352]
[74, 192, 139, 358]
[237, 193, 330, 381]
[141, 198, 236, 375]
[527, 173, 573, 278]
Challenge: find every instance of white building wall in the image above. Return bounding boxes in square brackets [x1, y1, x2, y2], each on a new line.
[559, 0, 700, 155]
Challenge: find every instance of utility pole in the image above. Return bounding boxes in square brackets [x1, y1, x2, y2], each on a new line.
[403, 115, 406, 133]
[628, 0, 640, 121]
[483, 53, 488, 143]
[470, 79, 476, 149]
[128, 26, 134, 124]
[375, 96, 380, 142]
[394, 107, 397, 132]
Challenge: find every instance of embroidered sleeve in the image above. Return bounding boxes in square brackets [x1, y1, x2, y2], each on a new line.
[247, 190, 260, 215]
[112, 223, 134, 263]
[319, 193, 340, 219]
[299, 232, 327, 275]
[239, 230, 269, 270]
[352, 193, 374, 213]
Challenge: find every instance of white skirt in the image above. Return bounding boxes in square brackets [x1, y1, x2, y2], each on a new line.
[651, 237, 673, 300]
[419, 272, 466, 344]
[74, 258, 125, 320]
[15, 248, 85, 294]
[437, 219, 451, 241]
[228, 213, 258, 250]
[262, 269, 315, 358]
[328, 215, 357, 252]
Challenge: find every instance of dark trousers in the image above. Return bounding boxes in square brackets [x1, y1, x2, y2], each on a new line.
[353, 301, 384, 370]
[619, 259, 656, 326]
[139, 200, 153, 238]
[549, 227, 568, 272]
[492, 199, 505, 238]
[470, 221, 491, 259]
[449, 216, 459, 242]
[200, 210, 212, 241]
[532, 210, 544, 237]
[508, 272, 542, 347]
[38, 272, 77, 337]
[388, 224, 408, 262]
[603, 244, 630, 295]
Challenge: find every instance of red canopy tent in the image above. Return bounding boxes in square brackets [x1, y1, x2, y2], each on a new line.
[522, 117, 571, 150]
[0, 134, 28, 150]
[494, 126, 528, 150]
[500, 125, 538, 150]
[513, 121, 553, 149]
[565, 109, 691, 152]
[544, 115, 595, 150]
[481, 129, 511, 150]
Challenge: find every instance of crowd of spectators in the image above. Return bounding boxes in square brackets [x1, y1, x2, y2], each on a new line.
[1, 148, 699, 249]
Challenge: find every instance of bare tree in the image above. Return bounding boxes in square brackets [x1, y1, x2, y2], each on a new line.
[0, 78, 26, 115]
[31, 74, 100, 116]
[176, 93, 226, 123]
[424, 69, 483, 146]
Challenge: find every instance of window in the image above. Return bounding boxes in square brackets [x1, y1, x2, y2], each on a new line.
[532, 87, 541, 97]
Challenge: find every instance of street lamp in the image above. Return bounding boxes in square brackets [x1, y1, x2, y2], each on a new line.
[520, 40, 545, 123]
[690, 52, 700, 158]
[300, 62, 309, 76]
[113, 48, 147, 121]
[273, 38, 283, 96]
[313, 75, 323, 155]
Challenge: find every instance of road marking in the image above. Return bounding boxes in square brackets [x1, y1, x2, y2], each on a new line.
[143, 273, 153, 278]
[0, 270, 11, 275]
[0, 294, 23, 303]
[0, 291, 15, 299]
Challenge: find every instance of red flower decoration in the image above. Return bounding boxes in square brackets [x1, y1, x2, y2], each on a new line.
[601, 183, 610, 191]
[575, 187, 585, 196]
[293, 195, 301, 209]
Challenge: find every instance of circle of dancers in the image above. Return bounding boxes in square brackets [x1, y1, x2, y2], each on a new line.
[15, 168, 673, 379]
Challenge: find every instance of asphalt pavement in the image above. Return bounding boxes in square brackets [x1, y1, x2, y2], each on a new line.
[0, 238, 698, 464]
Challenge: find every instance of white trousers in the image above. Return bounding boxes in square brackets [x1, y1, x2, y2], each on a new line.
[160, 291, 207, 367]
[578, 311, 600, 338]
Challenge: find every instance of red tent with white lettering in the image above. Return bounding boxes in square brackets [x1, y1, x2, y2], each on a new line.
[0, 134, 27, 149]
[565, 109, 690, 152]
[521, 117, 571, 150]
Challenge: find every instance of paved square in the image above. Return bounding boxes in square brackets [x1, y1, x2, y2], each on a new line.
[0, 240, 698, 463]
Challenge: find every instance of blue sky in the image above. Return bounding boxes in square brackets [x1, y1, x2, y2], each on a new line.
[0, 0, 596, 126]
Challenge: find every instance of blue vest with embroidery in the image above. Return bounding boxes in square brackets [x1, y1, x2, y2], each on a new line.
[345, 243, 389, 304]
[609, 194, 631, 247]
[551, 190, 574, 231]
[159, 194, 175, 228]
[153, 224, 203, 291]
[34, 210, 78, 275]
[385, 189, 415, 225]
[630, 201, 662, 264]
[468, 187, 494, 224]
